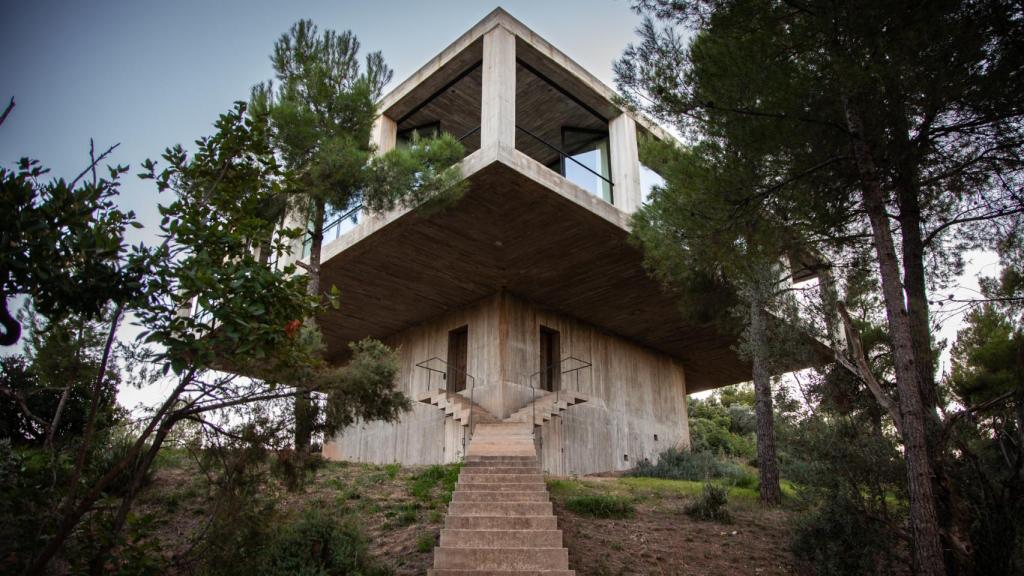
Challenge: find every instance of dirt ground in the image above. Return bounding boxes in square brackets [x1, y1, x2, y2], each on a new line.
[555, 492, 796, 576]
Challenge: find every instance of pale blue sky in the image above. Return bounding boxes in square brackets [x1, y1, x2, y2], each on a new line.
[0, 0, 646, 248]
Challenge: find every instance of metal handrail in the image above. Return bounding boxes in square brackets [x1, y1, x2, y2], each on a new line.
[301, 202, 364, 259]
[524, 356, 592, 473]
[515, 125, 614, 188]
[415, 356, 478, 461]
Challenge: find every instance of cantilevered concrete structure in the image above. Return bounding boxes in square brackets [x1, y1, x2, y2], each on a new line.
[310, 8, 754, 476]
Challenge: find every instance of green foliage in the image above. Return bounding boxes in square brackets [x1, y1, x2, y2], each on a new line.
[792, 490, 905, 575]
[321, 338, 411, 435]
[202, 503, 390, 576]
[0, 310, 122, 445]
[564, 494, 635, 518]
[947, 304, 1021, 405]
[685, 481, 731, 523]
[408, 463, 461, 505]
[383, 463, 400, 479]
[415, 531, 435, 553]
[0, 144, 151, 346]
[631, 448, 756, 488]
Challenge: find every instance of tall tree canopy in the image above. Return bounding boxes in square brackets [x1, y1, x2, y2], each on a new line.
[252, 21, 466, 451]
[617, 1, 1024, 573]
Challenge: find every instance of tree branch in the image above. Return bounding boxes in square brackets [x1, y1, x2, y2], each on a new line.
[836, 302, 905, 436]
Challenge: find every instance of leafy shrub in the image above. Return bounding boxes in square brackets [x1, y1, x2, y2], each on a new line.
[564, 494, 635, 518]
[262, 507, 390, 576]
[791, 491, 904, 575]
[686, 482, 731, 523]
[630, 448, 756, 488]
[202, 504, 391, 576]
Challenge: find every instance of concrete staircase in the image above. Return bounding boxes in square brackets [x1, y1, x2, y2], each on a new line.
[418, 389, 503, 427]
[504, 391, 589, 424]
[428, 421, 574, 576]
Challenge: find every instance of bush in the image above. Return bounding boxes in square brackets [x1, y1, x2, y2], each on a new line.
[564, 494, 635, 518]
[202, 504, 391, 576]
[686, 482, 731, 523]
[263, 507, 390, 576]
[630, 448, 756, 488]
[791, 491, 904, 575]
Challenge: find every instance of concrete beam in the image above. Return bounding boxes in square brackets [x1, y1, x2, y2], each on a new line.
[481, 25, 516, 154]
[609, 113, 641, 214]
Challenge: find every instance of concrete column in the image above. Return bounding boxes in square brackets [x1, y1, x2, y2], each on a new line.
[480, 25, 516, 154]
[371, 114, 397, 155]
[609, 113, 641, 213]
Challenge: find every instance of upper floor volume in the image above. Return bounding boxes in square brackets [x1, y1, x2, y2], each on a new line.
[376, 7, 672, 210]
[298, 8, 764, 393]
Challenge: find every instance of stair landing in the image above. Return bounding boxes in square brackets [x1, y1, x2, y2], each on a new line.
[429, 422, 574, 576]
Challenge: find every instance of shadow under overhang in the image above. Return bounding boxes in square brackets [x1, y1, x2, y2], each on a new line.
[315, 153, 771, 393]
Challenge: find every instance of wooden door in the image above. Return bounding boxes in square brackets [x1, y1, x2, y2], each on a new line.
[447, 326, 468, 393]
[539, 326, 560, 392]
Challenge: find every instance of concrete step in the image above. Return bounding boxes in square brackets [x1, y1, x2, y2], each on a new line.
[458, 473, 543, 483]
[465, 455, 538, 461]
[452, 490, 549, 502]
[462, 461, 538, 469]
[448, 501, 552, 517]
[457, 482, 547, 492]
[440, 529, 564, 548]
[433, 547, 569, 571]
[430, 565, 577, 569]
[459, 467, 539, 475]
[444, 515, 559, 530]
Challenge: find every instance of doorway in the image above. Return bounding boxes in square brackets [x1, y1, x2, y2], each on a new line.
[539, 326, 560, 392]
[447, 326, 468, 393]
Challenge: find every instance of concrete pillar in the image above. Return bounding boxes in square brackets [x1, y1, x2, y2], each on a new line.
[480, 25, 516, 154]
[371, 114, 397, 155]
[609, 113, 641, 213]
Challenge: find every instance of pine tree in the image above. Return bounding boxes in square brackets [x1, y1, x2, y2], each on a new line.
[254, 20, 465, 452]
[617, 1, 1024, 572]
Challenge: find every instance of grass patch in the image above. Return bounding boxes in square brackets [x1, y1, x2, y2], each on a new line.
[416, 532, 436, 553]
[408, 463, 461, 504]
[564, 494, 635, 518]
[384, 463, 400, 479]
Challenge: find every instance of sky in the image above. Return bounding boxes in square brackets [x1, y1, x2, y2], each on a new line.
[0, 0, 1002, 407]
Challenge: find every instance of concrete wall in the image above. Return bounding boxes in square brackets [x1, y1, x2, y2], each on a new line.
[323, 292, 690, 475]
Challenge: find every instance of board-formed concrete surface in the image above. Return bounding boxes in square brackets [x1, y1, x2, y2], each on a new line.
[428, 422, 574, 576]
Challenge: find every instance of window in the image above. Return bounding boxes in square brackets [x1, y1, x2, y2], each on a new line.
[562, 128, 611, 202]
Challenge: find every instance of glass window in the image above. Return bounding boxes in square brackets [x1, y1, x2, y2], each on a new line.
[562, 128, 612, 203]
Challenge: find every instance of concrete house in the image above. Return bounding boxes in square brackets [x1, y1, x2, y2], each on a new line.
[307, 9, 755, 476]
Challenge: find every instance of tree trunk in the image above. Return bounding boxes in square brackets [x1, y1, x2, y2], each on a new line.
[844, 99, 947, 576]
[294, 199, 325, 453]
[749, 286, 782, 506]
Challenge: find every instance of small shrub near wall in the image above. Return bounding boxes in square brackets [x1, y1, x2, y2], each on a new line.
[564, 494, 635, 518]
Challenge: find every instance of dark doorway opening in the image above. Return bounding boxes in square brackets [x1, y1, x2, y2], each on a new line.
[447, 326, 468, 393]
[539, 326, 561, 392]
